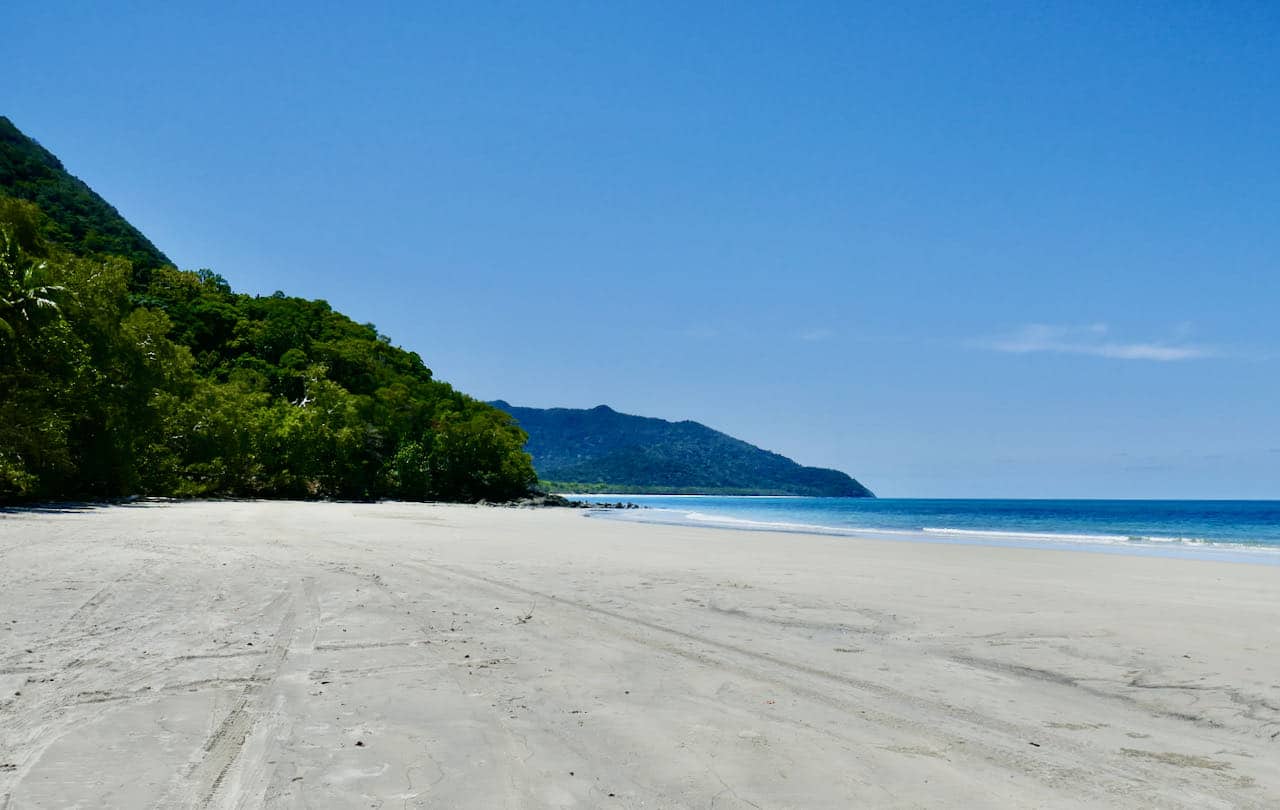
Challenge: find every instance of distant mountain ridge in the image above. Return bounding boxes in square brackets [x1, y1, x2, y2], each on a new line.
[490, 401, 874, 497]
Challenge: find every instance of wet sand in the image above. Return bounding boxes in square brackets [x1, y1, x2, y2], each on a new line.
[1, 500, 1277, 808]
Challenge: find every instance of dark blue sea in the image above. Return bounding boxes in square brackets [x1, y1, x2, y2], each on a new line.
[582, 496, 1280, 564]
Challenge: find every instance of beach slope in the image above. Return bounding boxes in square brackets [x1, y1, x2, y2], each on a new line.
[1, 501, 1276, 808]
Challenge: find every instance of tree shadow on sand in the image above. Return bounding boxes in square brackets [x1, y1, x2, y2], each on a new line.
[0, 497, 179, 515]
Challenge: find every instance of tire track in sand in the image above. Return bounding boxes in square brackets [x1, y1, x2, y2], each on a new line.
[157, 577, 315, 810]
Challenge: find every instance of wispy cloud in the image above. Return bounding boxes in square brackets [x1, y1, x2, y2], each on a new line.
[681, 324, 720, 339]
[797, 328, 834, 342]
[975, 323, 1213, 362]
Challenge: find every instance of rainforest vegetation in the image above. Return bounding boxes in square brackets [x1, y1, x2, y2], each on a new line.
[0, 116, 535, 503]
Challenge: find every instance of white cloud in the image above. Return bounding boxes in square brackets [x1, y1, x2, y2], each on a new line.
[682, 325, 719, 339]
[798, 328, 834, 342]
[976, 323, 1213, 361]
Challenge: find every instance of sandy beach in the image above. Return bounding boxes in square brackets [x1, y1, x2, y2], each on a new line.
[0, 501, 1277, 808]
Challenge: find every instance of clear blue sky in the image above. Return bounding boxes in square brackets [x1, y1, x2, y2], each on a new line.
[5, 2, 1278, 498]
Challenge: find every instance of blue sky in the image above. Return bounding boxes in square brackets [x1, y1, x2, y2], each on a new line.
[5, 2, 1277, 497]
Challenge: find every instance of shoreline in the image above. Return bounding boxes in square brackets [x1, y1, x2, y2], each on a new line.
[589, 507, 1280, 566]
[2, 500, 1278, 807]
[582, 497, 1280, 566]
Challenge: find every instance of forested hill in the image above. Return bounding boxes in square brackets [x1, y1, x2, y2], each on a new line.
[490, 402, 874, 497]
[0, 117, 170, 276]
[0, 116, 535, 503]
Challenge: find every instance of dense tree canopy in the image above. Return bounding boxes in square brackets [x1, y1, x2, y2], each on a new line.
[0, 121, 536, 504]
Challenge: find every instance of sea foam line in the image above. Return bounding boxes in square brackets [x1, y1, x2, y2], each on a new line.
[920, 527, 1197, 544]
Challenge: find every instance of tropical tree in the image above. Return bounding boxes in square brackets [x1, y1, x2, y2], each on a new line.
[0, 225, 66, 341]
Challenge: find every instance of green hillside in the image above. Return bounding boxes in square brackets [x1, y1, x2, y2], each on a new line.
[0, 117, 535, 502]
[491, 402, 874, 497]
[0, 117, 170, 277]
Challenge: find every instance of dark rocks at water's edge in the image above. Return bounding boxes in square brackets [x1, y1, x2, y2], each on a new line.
[495, 494, 643, 510]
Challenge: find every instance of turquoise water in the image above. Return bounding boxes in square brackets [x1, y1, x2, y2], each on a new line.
[582, 496, 1280, 563]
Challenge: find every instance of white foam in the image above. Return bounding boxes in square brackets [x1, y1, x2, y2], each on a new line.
[682, 511, 845, 532]
[920, 527, 1230, 547]
[923, 527, 1140, 544]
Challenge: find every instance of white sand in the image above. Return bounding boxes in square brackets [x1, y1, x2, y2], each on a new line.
[0, 501, 1277, 808]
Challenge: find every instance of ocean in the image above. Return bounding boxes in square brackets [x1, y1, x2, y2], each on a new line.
[581, 496, 1280, 564]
